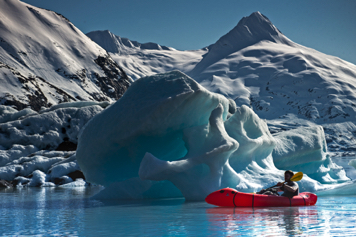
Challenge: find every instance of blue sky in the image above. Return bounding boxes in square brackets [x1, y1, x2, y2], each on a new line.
[22, 0, 356, 65]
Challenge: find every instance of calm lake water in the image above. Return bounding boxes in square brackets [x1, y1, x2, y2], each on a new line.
[0, 187, 355, 236]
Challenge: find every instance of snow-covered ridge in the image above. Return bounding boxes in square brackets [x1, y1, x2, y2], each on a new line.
[0, 0, 131, 111]
[89, 11, 356, 124]
[86, 30, 173, 54]
[87, 30, 206, 81]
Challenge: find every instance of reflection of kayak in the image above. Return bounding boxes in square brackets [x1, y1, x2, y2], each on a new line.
[206, 206, 319, 226]
[205, 188, 317, 207]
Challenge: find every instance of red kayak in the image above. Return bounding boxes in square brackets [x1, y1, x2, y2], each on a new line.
[205, 188, 317, 207]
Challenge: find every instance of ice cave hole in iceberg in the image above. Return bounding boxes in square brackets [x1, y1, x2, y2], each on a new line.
[76, 71, 350, 200]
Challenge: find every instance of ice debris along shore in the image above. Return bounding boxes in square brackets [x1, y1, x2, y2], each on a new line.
[76, 71, 352, 200]
[0, 101, 109, 187]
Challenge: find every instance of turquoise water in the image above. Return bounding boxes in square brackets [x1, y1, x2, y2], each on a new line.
[0, 187, 355, 236]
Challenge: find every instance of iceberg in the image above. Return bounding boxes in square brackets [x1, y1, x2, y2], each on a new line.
[316, 180, 356, 196]
[76, 71, 231, 199]
[273, 126, 349, 184]
[76, 71, 350, 200]
[349, 159, 356, 169]
[139, 103, 240, 200]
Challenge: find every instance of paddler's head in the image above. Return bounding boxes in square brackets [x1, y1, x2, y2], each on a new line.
[284, 170, 294, 182]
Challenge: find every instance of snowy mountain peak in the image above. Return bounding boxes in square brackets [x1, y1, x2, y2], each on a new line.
[87, 30, 172, 54]
[236, 11, 281, 38]
[190, 12, 292, 75]
[86, 30, 122, 54]
[216, 11, 290, 48]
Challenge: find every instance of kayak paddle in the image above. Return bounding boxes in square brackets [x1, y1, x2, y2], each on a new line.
[267, 171, 303, 189]
[290, 171, 303, 182]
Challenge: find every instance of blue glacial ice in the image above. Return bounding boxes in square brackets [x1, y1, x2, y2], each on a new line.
[76, 71, 352, 200]
[273, 126, 349, 184]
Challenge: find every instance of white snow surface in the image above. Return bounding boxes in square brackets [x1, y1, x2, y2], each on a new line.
[86, 30, 205, 81]
[0, 0, 129, 110]
[0, 105, 37, 123]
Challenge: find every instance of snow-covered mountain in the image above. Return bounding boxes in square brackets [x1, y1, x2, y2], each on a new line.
[0, 0, 131, 111]
[88, 12, 356, 124]
[86, 30, 206, 81]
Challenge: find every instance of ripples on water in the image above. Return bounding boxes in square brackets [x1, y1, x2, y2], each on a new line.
[0, 187, 355, 236]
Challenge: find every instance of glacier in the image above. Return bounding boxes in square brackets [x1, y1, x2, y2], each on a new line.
[76, 71, 352, 200]
[0, 101, 107, 187]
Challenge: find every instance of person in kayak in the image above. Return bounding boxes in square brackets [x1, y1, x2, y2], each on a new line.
[257, 170, 299, 197]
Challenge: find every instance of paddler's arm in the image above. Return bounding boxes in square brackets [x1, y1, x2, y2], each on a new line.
[277, 182, 298, 192]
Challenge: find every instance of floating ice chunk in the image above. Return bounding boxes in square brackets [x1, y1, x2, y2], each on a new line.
[273, 126, 327, 167]
[349, 159, 356, 169]
[139, 104, 239, 200]
[0, 164, 23, 181]
[272, 126, 349, 183]
[219, 105, 287, 192]
[76, 71, 230, 198]
[47, 154, 80, 180]
[48, 161, 80, 179]
[316, 181, 356, 196]
[0, 104, 106, 188]
[59, 178, 86, 188]
[28, 170, 47, 187]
